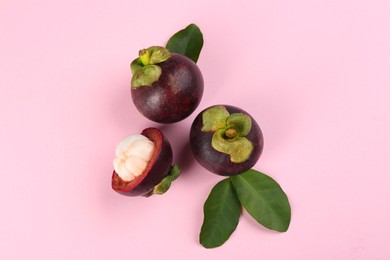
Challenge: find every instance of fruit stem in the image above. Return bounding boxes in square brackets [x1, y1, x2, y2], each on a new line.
[139, 49, 151, 66]
[225, 127, 238, 140]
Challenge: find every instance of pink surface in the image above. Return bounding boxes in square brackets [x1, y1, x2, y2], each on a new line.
[1, 0, 390, 259]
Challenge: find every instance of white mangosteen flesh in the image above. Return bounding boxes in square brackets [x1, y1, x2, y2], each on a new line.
[113, 134, 155, 182]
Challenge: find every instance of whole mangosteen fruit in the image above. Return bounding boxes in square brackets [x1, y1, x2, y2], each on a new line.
[130, 46, 204, 124]
[190, 105, 264, 176]
[112, 127, 180, 197]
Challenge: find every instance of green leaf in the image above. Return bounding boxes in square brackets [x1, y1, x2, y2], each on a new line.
[200, 178, 241, 248]
[166, 23, 203, 63]
[201, 105, 230, 132]
[230, 169, 291, 232]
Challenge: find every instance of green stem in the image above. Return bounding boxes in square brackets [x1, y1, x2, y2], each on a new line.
[225, 127, 238, 139]
[139, 49, 151, 66]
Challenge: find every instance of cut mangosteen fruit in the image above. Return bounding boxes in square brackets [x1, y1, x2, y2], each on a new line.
[130, 46, 204, 124]
[190, 105, 264, 176]
[112, 127, 180, 197]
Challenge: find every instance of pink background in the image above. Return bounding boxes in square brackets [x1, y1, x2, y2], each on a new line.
[1, 0, 390, 259]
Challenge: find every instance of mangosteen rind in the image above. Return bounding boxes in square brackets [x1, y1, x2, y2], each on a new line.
[190, 105, 264, 176]
[131, 53, 204, 123]
[200, 105, 256, 164]
[112, 128, 178, 196]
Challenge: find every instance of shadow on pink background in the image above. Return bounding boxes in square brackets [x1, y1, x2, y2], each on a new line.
[1, 0, 389, 259]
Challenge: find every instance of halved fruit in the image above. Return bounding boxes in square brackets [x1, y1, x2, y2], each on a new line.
[111, 127, 180, 197]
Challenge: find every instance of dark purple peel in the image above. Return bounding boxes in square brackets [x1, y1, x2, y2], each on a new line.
[111, 128, 173, 196]
[131, 53, 204, 124]
[190, 105, 264, 176]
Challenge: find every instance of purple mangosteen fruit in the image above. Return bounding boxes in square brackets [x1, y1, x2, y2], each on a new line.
[112, 127, 180, 197]
[190, 105, 264, 176]
[130, 46, 204, 124]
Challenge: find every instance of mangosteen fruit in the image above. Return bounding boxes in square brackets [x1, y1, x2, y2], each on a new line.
[130, 46, 204, 124]
[112, 127, 180, 197]
[190, 105, 264, 176]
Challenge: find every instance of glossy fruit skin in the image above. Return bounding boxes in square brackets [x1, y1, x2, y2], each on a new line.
[131, 53, 204, 124]
[111, 128, 173, 196]
[190, 105, 264, 176]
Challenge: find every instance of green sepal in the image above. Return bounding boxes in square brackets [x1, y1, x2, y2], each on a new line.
[130, 58, 143, 75]
[131, 46, 171, 88]
[201, 105, 230, 132]
[212, 129, 254, 163]
[143, 164, 181, 197]
[131, 64, 162, 88]
[145, 46, 171, 65]
[226, 113, 252, 137]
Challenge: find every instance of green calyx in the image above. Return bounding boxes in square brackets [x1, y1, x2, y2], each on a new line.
[144, 164, 181, 197]
[202, 105, 253, 163]
[131, 46, 171, 88]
